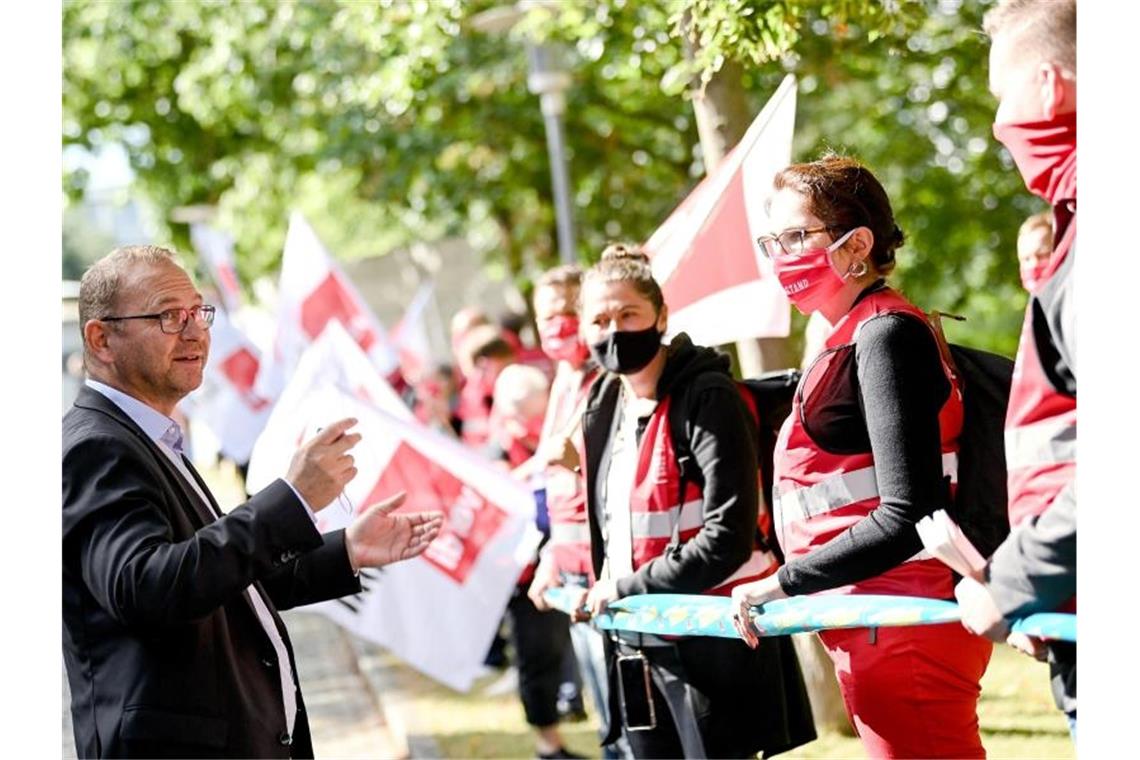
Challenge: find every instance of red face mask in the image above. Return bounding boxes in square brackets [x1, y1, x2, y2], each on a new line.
[539, 315, 589, 365]
[494, 411, 545, 454]
[992, 111, 1076, 203]
[1019, 259, 1051, 293]
[770, 229, 856, 315]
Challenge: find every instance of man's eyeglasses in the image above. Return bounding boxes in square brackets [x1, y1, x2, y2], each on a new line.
[101, 305, 217, 335]
[756, 226, 842, 259]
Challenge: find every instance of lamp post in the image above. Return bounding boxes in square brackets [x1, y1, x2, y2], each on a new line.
[470, 3, 577, 265]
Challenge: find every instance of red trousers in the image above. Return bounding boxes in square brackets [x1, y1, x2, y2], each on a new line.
[818, 623, 993, 759]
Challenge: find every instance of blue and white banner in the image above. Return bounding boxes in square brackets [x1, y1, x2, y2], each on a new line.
[543, 588, 1076, 642]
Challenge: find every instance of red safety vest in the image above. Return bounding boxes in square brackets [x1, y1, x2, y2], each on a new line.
[1006, 216, 1077, 529]
[1006, 212, 1077, 614]
[773, 288, 962, 599]
[543, 363, 600, 579]
[625, 396, 779, 596]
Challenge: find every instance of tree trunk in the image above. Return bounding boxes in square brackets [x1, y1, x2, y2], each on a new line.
[792, 633, 856, 737]
[683, 35, 853, 737]
[686, 59, 796, 377]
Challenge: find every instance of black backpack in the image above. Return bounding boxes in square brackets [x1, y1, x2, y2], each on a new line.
[666, 368, 801, 562]
[942, 343, 1015, 558]
[667, 330, 1015, 562]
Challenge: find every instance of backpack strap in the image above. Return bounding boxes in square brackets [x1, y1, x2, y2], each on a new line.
[664, 372, 776, 558]
[925, 309, 966, 382]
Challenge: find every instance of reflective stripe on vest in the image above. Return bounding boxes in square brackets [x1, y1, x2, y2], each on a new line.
[773, 289, 961, 596]
[1004, 415, 1076, 471]
[550, 521, 591, 545]
[775, 452, 958, 528]
[620, 395, 773, 593]
[629, 498, 703, 541]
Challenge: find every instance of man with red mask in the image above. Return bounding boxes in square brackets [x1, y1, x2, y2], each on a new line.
[522, 266, 627, 758]
[955, 0, 1077, 737]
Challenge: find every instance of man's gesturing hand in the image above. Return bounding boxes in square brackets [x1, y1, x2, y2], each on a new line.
[345, 492, 445, 572]
[286, 418, 362, 511]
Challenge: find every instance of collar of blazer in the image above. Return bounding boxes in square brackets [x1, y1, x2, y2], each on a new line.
[74, 385, 222, 529]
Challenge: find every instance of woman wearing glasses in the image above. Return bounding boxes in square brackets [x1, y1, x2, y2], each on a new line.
[567, 244, 815, 759]
[732, 156, 992, 759]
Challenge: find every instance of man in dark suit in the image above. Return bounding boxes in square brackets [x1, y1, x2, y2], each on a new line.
[63, 245, 443, 758]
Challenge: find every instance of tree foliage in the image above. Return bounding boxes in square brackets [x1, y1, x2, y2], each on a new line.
[64, 0, 1035, 354]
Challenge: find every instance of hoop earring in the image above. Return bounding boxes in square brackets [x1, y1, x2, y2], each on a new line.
[848, 260, 869, 278]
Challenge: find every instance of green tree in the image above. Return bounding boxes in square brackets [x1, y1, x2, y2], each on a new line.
[64, 0, 1034, 354]
[63, 0, 701, 294]
[536, 0, 1034, 355]
[62, 204, 117, 281]
[734, 0, 1037, 356]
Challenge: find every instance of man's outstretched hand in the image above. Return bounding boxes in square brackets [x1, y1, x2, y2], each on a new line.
[345, 492, 444, 572]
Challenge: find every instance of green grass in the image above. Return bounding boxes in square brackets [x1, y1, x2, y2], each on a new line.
[379, 642, 1072, 759]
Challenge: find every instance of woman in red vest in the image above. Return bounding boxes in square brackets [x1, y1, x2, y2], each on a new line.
[571, 244, 815, 759]
[730, 156, 993, 758]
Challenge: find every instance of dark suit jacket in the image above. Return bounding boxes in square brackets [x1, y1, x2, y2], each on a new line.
[63, 386, 362, 758]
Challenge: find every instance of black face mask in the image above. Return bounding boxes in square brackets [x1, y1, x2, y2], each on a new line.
[590, 325, 662, 375]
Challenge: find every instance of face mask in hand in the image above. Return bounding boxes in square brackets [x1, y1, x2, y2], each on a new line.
[770, 229, 857, 315]
[590, 324, 662, 375]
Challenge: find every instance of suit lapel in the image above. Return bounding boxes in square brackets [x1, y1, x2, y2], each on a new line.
[74, 387, 219, 529]
[75, 387, 284, 637]
[178, 451, 225, 517]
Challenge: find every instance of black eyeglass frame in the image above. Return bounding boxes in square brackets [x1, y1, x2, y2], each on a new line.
[756, 226, 845, 259]
[101, 305, 217, 334]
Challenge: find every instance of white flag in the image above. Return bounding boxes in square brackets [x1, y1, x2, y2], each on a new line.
[645, 75, 797, 346]
[247, 322, 541, 691]
[190, 223, 244, 314]
[185, 309, 273, 464]
[254, 212, 398, 401]
[391, 281, 436, 380]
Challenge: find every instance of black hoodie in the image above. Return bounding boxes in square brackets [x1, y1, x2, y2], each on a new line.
[581, 333, 759, 597]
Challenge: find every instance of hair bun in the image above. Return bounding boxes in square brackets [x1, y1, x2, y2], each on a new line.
[600, 242, 650, 266]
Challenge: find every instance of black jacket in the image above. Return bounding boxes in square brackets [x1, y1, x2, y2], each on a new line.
[583, 334, 759, 596]
[63, 386, 361, 758]
[582, 335, 816, 756]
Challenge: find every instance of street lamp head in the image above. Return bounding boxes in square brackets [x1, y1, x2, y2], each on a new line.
[526, 45, 571, 96]
[467, 6, 524, 35]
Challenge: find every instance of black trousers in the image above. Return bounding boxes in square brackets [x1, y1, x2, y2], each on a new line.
[608, 635, 816, 759]
[507, 587, 573, 727]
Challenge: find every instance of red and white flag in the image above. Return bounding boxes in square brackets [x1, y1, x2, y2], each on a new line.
[254, 212, 398, 400]
[391, 281, 436, 381]
[246, 322, 541, 691]
[645, 74, 798, 346]
[190, 223, 244, 314]
[185, 308, 273, 464]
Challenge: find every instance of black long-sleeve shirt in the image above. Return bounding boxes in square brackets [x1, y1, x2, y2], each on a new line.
[777, 302, 954, 597]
